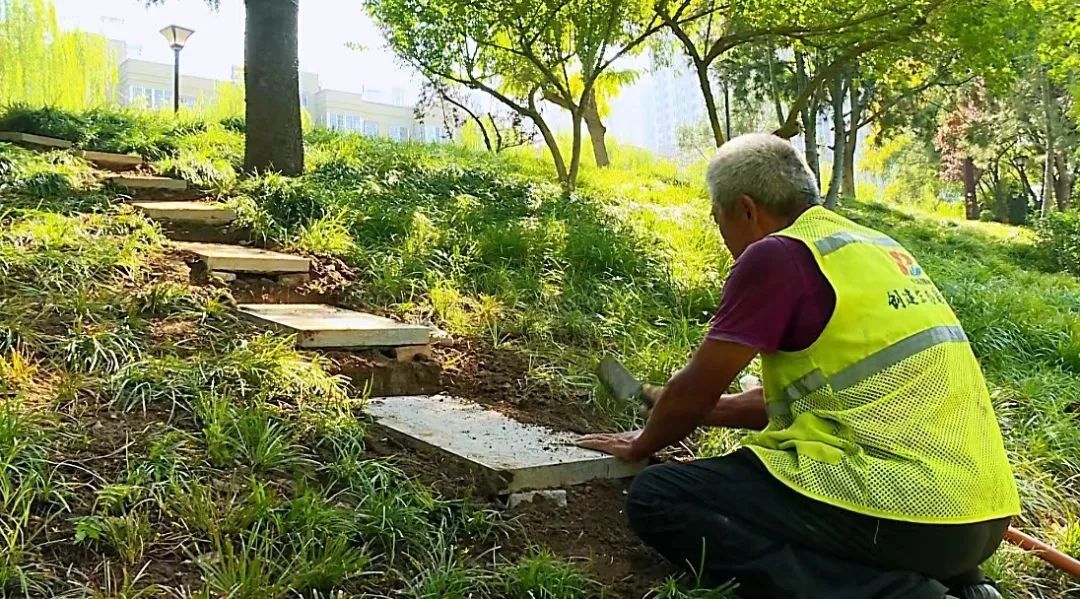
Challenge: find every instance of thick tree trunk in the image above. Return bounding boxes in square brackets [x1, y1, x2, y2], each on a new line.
[696, 61, 725, 147]
[825, 75, 846, 208]
[582, 89, 610, 168]
[243, 0, 303, 176]
[963, 157, 978, 220]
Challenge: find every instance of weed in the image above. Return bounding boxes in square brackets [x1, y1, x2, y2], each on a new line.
[406, 544, 491, 599]
[500, 549, 596, 599]
[72, 510, 152, 565]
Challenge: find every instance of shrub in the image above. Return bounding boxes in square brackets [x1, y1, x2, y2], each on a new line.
[979, 209, 997, 222]
[0, 103, 89, 142]
[1035, 212, 1080, 276]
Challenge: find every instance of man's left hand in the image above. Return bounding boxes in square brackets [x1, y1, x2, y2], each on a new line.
[575, 430, 646, 462]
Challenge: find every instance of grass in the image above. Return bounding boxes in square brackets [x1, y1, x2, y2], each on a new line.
[0, 104, 1077, 597]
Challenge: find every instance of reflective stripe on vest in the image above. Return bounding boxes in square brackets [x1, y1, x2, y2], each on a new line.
[814, 231, 902, 256]
[766, 325, 968, 419]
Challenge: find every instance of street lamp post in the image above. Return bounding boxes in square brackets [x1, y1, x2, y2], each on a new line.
[159, 25, 195, 113]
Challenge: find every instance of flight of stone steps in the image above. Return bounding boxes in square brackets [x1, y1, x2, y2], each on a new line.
[1, 130, 644, 496]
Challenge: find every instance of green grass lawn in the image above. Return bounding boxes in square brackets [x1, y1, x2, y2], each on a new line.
[0, 107, 1077, 597]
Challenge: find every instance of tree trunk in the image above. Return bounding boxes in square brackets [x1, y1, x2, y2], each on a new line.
[963, 157, 978, 220]
[567, 107, 584, 192]
[1054, 152, 1072, 211]
[795, 51, 820, 186]
[243, 0, 303, 176]
[582, 88, 610, 168]
[695, 61, 725, 147]
[766, 45, 785, 128]
[824, 75, 846, 208]
[1041, 73, 1056, 217]
[841, 80, 866, 199]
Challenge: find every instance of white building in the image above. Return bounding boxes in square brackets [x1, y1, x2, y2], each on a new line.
[112, 42, 448, 142]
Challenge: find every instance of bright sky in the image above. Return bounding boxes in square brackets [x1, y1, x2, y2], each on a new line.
[53, 0, 417, 97]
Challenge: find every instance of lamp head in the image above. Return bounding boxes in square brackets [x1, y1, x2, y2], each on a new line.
[160, 25, 195, 51]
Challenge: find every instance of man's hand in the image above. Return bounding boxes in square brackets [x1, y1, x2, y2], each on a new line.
[575, 430, 646, 462]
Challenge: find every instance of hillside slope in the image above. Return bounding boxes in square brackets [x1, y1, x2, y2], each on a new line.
[0, 109, 1077, 598]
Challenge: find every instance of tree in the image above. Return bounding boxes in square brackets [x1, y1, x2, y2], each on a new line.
[242, 0, 303, 175]
[655, 0, 941, 148]
[416, 78, 537, 153]
[542, 69, 639, 167]
[367, 0, 661, 190]
[0, 0, 116, 109]
[148, 0, 304, 176]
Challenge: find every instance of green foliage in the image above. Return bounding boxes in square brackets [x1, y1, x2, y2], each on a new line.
[1036, 211, 1080, 276]
[0, 0, 116, 109]
[500, 550, 595, 599]
[860, 132, 962, 212]
[0, 104, 210, 158]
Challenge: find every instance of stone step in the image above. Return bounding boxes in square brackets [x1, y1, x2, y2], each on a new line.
[237, 304, 430, 349]
[367, 395, 645, 493]
[79, 150, 142, 171]
[106, 174, 188, 191]
[132, 201, 236, 226]
[0, 131, 73, 149]
[173, 241, 309, 274]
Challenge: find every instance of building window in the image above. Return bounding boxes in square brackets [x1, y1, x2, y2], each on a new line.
[390, 125, 410, 141]
[301, 92, 310, 108]
[346, 115, 362, 132]
[326, 112, 349, 130]
[363, 121, 379, 137]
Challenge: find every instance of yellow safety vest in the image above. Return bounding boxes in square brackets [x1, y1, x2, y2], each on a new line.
[743, 206, 1021, 524]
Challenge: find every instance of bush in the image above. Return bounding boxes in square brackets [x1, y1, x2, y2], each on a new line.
[0, 103, 89, 143]
[1036, 211, 1080, 275]
[979, 209, 997, 222]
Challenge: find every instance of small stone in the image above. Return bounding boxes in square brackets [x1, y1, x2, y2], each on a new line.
[278, 273, 311, 286]
[392, 344, 433, 362]
[209, 271, 237, 284]
[508, 490, 568, 509]
[430, 327, 454, 347]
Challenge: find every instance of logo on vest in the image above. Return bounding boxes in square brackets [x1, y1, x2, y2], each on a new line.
[889, 250, 923, 277]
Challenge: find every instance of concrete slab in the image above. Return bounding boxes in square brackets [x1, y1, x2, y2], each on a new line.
[0, 131, 73, 149]
[367, 395, 645, 492]
[79, 150, 142, 170]
[131, 201, 236, 226]
[173, 241, 309, 274]
[106, 175, 187, 191]
[237, 304, 430, 348]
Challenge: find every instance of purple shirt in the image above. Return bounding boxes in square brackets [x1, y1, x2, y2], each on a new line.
[707, 235, 836, 353]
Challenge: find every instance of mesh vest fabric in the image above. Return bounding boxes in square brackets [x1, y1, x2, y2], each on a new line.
[743, 206, 1021, 524]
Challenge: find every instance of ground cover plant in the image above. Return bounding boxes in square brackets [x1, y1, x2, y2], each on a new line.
[0, 106, 1077, 597]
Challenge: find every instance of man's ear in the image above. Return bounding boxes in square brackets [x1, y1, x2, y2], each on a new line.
[737, 194, 757, 221]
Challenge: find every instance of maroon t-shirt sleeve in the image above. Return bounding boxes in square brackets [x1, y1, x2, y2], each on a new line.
[707, 236, 835, 354]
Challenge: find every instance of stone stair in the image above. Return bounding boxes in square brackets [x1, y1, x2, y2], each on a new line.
[7, 132, 644, 494]
[106, 174, 188, 192]
[132, 201, 237, 226]
[173, 241, 310, 275]
[0, 131, 73, 150]
[79, 150, 142, 171]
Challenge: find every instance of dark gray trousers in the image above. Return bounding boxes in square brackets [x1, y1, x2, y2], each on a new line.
[627, 449, 1008, 599]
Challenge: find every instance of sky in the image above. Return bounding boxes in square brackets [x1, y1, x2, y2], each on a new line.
[53, 0, 417, 97]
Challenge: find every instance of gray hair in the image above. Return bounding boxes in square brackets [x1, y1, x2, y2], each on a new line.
[706, 133, 820, 217]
